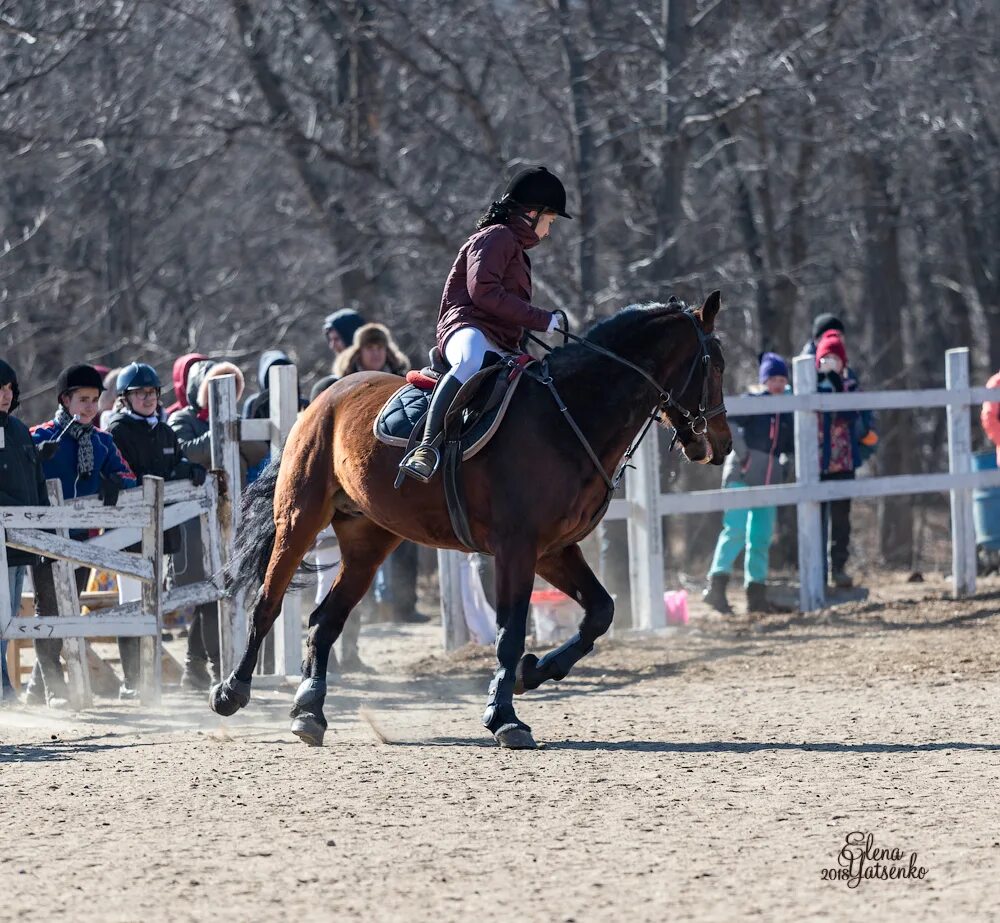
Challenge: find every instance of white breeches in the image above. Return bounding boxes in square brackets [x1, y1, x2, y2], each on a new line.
[443, 327, 505, 384]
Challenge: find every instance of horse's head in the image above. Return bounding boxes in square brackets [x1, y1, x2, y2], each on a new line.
[658, 291, 732, 466]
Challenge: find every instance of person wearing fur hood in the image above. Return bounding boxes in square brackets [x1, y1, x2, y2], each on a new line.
[167, 359, 265, 477]
[332, 323, 411, 379]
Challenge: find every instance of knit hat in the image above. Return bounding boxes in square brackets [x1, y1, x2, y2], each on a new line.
[323, 309, 366, 346]
[758, 352, 789, 383]
[815, 330, 848, 368]
[0, 358, 20, 411]
[812, 313, 845, 340]
[56, 364, 105, 398]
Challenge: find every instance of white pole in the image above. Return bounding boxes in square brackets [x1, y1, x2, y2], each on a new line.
[209, 375, 245, 676]
[138, 476, 164, 705]
[270, 364, 303, 677]
[946, 348, 976, 597]
[793, 356, 825, 611]
[439, 549, 469, 651]
[626, 431, 665, 629]
[0, 525, 12, 639]
[45, 479, 93, 709]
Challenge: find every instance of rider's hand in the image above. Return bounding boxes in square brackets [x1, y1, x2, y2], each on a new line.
[546, 313, 561, 334]
[189, 464, 207, 487]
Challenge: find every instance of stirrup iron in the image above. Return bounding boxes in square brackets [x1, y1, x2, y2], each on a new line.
[395, 444, 441, 487]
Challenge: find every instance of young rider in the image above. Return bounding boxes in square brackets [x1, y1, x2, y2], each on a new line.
[398, 165, 571, 482]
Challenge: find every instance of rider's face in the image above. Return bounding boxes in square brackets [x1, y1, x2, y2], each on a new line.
[531, 210, 557, 240]
[0, 382, 13, 413]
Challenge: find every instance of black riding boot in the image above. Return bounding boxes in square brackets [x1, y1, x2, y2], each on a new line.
[398, 372, 463, 482]
[702, 574, 732, 614]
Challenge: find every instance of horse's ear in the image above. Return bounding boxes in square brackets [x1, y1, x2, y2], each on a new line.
[696, 290, 722, 332]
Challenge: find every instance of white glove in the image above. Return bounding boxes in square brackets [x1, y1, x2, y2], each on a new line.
[546, 313, 561, 334]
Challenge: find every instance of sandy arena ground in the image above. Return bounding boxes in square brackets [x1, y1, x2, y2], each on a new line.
[3, 573, 1000, 922]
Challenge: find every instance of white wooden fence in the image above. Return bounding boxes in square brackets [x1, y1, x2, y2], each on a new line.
[0, 363, 305, 706]
[613, 347, 1000, 626]
[0, 474, 229, 707]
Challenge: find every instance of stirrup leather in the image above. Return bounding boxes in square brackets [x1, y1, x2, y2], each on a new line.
[396, 444, 441, 485]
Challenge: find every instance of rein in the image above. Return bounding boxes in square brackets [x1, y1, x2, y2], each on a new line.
[524, 308, 726, 493]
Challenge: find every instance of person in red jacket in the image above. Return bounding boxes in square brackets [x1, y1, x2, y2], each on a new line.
[981, 371, 1000, 463]
[398, 166, 571, 482]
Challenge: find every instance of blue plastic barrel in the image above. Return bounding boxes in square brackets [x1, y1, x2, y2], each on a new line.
[972, 450, 1000, 550]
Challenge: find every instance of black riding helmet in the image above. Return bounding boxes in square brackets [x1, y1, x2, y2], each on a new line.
[0, 358, 20, 411]
[56, 364, 105, 399]
[503, 166, 573, 219]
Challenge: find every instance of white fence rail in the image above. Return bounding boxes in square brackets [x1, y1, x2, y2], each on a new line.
[610, 347, 1000, 624]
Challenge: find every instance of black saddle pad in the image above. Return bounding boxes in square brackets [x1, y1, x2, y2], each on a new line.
[374, 370, 526, 460]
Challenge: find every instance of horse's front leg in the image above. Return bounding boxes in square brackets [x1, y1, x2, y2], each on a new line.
[515, 543, 613, 694]
[483, 542, 538, 749]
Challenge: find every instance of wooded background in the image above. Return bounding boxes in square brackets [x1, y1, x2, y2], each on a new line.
[2, 0, 998, 567]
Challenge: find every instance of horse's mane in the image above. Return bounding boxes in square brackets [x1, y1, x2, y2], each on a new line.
[547, 301, 687, 378]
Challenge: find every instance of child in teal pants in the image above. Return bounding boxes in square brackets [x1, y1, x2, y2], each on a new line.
[703, 353, 793, 614]
[708, 498, 776, 586]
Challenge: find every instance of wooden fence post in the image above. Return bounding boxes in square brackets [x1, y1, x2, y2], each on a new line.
[439, 549, 469, 651]
[626, 430, 664, 630]
[947, 347, 977, 597]
[793, 357, 825, 611]
[46, 479, 93, 709]
[0, 525, 11, 638]
[269, 364, 303, 677]
[209, 374, 245, 677]
[138, 476, 165, 705]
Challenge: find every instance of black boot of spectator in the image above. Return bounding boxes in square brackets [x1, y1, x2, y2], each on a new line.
[702, 574, 732, 614]
[746, 581, 790, 614]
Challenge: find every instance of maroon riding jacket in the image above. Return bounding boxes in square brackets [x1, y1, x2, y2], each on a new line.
[436, 219, 554, 354]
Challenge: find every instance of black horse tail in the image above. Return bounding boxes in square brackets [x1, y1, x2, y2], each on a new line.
[224, 456, 281, 604]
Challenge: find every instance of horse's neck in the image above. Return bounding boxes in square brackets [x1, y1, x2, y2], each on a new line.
[556, 344, 669, 476]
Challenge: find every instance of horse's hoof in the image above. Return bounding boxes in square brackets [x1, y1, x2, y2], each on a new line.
[208, 674, 251, 717]
[291, 714, 326, 747]
[514, 653, 540, 695]
[494, 724, 538, 750]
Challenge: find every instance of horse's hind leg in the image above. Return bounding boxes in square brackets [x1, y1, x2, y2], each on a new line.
[210, 489, 332, 718]
[515, 543, 613, 694]
[289, 515, 400, 746]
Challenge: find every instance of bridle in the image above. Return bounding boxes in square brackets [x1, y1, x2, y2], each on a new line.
[525, 305, 727, 494]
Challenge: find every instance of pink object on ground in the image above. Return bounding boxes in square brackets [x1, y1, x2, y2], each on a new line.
[530, 588, 577, 643]
[663, 590, 690, 625]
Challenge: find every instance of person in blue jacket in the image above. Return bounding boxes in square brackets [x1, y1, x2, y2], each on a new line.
[24, 364, 137, 706]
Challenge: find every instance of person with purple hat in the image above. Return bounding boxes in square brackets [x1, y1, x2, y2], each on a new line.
[703, 352, 794, 615]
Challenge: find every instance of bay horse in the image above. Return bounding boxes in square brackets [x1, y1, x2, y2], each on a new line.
[210, 292, 732, 748]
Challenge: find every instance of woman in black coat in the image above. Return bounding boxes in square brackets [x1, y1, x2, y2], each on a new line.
[106, 363, 205, 697]
[0, 359, 48, 703]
